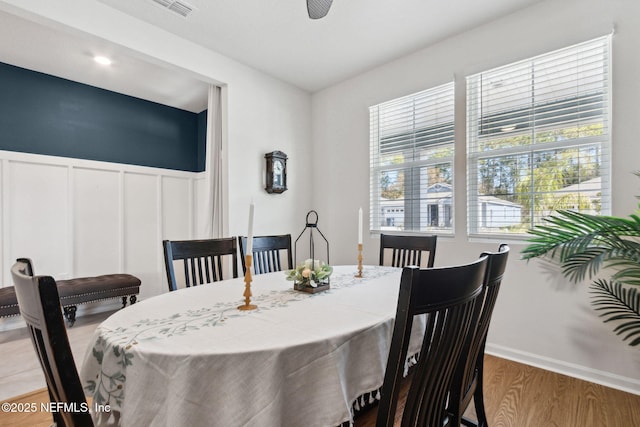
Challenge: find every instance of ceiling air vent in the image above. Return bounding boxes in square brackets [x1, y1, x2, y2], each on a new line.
[150, 0, 195, 18]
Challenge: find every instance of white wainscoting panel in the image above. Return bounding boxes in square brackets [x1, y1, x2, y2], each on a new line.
[73, 167, 121, 277]
[161, 175, 193, 240]
[0, 150, 201, 328]
[7, 160, 70, 280]
[124, 173, 164, 299]
[194, 177, 208, 239]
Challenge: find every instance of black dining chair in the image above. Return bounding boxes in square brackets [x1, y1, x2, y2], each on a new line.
[376, 256, 488, 427]
[163, 237, 238, 292]
[448, 244, 510, 427]
[11, 258, 94, 427]
[379, 234, 437, 268]
[238, 234, 293, 275]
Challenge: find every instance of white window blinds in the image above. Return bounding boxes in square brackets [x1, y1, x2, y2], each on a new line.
[370, 82, 455, 234]
[467, 35, 611, 236]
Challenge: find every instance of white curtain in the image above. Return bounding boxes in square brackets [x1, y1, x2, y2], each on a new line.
[203, 85, 223, 238]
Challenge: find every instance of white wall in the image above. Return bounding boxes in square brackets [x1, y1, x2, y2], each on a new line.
[0, 0, 314, 239]
[0, 1, 312, 317]
[311, 0, 640, 393]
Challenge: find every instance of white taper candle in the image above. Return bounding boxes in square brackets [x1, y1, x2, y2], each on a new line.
[358, 207, 363, 244]
[246, 202, 255, 254]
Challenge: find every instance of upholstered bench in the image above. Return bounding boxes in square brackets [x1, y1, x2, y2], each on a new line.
[0, 274, 141, 326]
[0, 287, 20, 318]
[57, 274, 141, 325]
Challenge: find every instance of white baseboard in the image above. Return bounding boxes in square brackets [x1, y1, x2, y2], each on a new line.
[485, 343, 640, 396]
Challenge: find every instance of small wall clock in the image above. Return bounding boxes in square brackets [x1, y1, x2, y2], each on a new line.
[265, 151, 288, 194]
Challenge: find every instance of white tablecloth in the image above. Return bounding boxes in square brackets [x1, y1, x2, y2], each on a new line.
[80, 265, 423, 427]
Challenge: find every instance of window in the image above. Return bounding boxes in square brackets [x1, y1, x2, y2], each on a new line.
[369, 82, 455, 234]
[467, 36, 611, 236]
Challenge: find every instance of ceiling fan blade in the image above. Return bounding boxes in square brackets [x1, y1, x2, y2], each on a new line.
[307, 0, 333, 19]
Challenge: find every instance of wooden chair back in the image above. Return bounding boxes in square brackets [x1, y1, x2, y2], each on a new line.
[449, 244, 510, 427]
[376, 256, 488, 427]
[11, 258, 94, 427]
[163, 238, 238, 292]
[379, 234, 437, 268]
[238, 234, 293, 275]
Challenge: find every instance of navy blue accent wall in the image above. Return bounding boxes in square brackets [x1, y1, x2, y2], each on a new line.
[197, 110, 207, 171]
[0, 62, 205, 172]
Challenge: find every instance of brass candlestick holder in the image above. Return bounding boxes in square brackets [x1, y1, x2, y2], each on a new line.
[238, 254, 257, 311]
[355, 243, 363, 278]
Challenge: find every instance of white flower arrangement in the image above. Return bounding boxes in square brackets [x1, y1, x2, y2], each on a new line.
[285, 259, 333, 288]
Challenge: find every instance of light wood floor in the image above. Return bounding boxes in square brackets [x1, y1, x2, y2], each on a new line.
[354, 354, 640, 426]
[2, 355, 639, 426]
[0, 310, 115, 401]
[1, 309, 639, 426]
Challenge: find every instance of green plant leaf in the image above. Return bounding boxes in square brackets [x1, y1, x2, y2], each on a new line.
[590, 279, 640, 346]
[521, 182, 640, 347]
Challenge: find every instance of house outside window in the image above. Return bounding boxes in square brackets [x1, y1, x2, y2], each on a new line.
[369, 82, 455, 234]
[467, 35, 611, 236]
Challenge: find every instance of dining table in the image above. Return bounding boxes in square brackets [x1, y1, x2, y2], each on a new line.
[80, 265, 425, 427]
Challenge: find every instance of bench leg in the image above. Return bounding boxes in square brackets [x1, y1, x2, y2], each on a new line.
[121, 295, 138, 308]
[63, 306, 77, 326]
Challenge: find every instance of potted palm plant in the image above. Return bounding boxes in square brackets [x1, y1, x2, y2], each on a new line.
[522, 200, 640, 346]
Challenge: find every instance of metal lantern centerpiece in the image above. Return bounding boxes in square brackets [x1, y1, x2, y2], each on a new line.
[292, 210, 331, 293]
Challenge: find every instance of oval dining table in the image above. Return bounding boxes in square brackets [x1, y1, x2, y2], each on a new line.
[80, 265, 425, 427]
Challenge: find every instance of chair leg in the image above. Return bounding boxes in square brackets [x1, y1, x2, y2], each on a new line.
[63, 305, 77, 326]
[473, 363, 488, 427]
[47, 388, 65, 426]
[461, 416, 479, 427]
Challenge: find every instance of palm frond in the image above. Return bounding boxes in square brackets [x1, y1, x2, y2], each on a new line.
[605, 240, 640, 258]
[561, 248, 608, 282]
[523, 212, 604, 259]
[522, 200, 640, 346]
[590, 279, 640, 346]
[561, 243, 640, 285]
[523, 210, 640, 283]
[609, 265, 640, 286]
